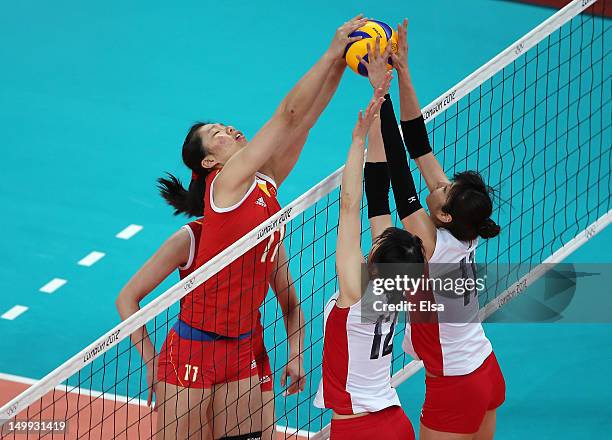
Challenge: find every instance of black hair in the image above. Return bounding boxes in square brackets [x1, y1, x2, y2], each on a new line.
[370, 227, 425, 265]
[157, 122, 211, 217]
[368, 227, 426, 287]
[442, 171, 501, 241]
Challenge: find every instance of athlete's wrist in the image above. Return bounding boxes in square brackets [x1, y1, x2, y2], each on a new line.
[351, 136, 367, 147]
[397, 67, 412, 86]
[288, 349, 304, 360]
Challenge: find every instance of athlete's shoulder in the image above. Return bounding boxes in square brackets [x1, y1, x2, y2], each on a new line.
[186, 218, 204, 236]
[256, 172, 277, 190]
[255, 172, 279, 200]
[430, 228, 477, 263]
[178, 219, 203, 272]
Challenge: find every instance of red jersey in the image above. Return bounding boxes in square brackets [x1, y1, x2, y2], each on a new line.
[182, 170, 283, 336]
[178, 219, 203, 279]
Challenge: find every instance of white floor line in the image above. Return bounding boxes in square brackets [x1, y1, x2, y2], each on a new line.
[39, 278, 67, 294]
[0, 372, 147, 406]
[115, 224, 143, 240]
[1, 306, 28, 321]
[77, 251, 106, 267]
[275, 424, 316, 438]
[0, 372, 313, 436]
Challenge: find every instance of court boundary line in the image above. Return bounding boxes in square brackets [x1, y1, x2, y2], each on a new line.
[0, 372, 314, 437]
[0, 0, 604, 428]
[0, 371, 149, 406]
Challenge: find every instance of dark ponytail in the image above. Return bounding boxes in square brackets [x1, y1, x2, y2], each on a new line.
[478, 218, 501, 239]
[157, 122, 211, 217]
[442, 171, 501, 241]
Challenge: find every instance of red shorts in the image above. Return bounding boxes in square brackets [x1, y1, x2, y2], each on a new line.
[330, 406, 415, 440]
[252, 320, 273, 393]
[157, 327, 257, 389]
[421, 352, 506, 434]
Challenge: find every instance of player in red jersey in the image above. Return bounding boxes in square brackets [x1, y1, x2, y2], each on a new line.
[152, 16, 370, 439]
[358, 22, 505, 440]
[116, 219, 303, 439]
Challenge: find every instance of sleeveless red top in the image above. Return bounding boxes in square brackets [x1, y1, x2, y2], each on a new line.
[180, 170, 283, 336]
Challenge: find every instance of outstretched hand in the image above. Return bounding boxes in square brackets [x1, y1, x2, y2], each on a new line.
[357, 36, 394, 90]
[280, 353, 306, 396]
[352, 73, 391, 142]
[390, 19, 408, 71]
[329, 14, 369, 59]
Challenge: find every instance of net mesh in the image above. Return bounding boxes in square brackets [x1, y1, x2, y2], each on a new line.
[1, 1, 610, 439]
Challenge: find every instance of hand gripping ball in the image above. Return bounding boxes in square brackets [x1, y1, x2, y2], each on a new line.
[344, 19, 398, 76]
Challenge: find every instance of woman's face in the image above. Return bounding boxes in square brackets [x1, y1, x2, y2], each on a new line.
[198, 123, 248, 169]
[426, 181, 453, 225]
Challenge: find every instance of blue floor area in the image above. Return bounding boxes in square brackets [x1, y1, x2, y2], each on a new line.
[0, 1, 610, 438]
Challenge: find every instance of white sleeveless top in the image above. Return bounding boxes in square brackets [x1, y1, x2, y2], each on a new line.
[314, 293, 401, 414]
[402, 228, 492, 376]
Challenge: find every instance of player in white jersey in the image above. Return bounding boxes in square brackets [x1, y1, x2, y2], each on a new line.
[357, 22, 506, 439]
[314, 75, 417, 440]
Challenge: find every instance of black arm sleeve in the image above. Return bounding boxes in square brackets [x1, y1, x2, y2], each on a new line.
[400, 116, 432, 159]
[380, 94, 423, 220]
[364, 162, 391, 219]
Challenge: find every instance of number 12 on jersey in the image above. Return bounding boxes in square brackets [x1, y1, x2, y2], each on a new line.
[370, 312, 398, 360]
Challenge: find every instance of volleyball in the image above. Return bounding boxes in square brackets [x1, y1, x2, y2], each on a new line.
[344, 19, 398, 76]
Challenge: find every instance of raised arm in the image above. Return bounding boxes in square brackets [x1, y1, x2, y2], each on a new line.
[364, 116, 393, 241]
[337, 85, 386, 307]
[217, 16, 368, 201]
[360, 37, 437, 259]
[269, 57, 347, 186]
[115, 229, 190, 407]
[270, 245, 306, 395]
[391, 19, 450, 193]
[356, 38, 393, 241]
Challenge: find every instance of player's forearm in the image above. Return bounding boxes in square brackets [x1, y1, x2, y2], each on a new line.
[338, 138, 365, 264]
[271, 250, 305, 358]
[414, 154, 449, 192]
[277, 51, 337, 126]
[132, 328, 157, 366]
[270, 59, 346, 185]
[396, 65, 449, 191]
[284, 298, 305, 357]
[396, 64, 422, 121]
[240, 52, 338, 181]
[300, 58, 345, 129]
[381, 94, 423, 221]
[116, 296, 156, 364]
[364, 118, 392, 240]
[340, 139, 366, 214]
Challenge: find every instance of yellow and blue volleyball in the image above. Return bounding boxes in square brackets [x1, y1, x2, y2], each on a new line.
[344, 19, 398, 76]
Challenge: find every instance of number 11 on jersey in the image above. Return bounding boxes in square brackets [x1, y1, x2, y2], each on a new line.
[184, 364, 199, 382]
[260, 225, 285, 263]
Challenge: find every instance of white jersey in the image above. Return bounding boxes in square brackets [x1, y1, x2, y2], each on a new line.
[402, 228, 492, 376]
[314, 293, 401, 414]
